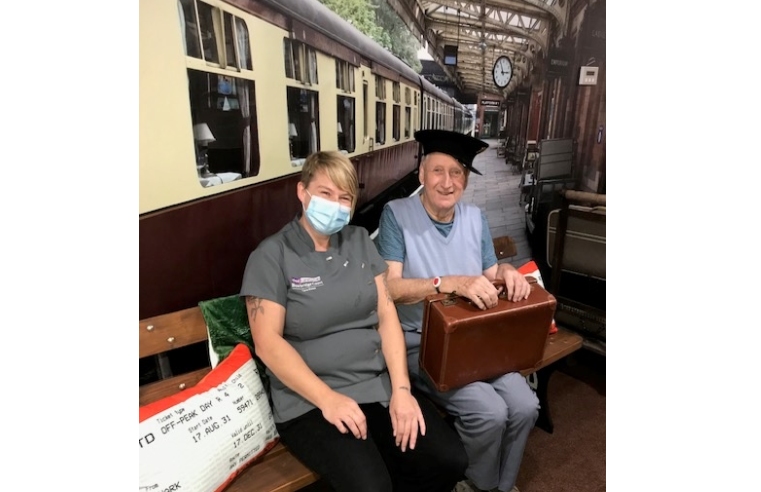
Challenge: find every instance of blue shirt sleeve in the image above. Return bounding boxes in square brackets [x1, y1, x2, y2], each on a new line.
[481, 210, 498, 271]
[375, 204, 405, 263]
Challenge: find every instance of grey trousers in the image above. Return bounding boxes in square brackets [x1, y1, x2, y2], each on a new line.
[409, 352, 539, 492]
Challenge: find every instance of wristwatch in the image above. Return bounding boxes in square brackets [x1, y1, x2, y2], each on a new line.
[432, 276, 442, 294]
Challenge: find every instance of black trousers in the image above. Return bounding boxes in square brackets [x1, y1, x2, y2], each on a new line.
[276, 397, 467, 492]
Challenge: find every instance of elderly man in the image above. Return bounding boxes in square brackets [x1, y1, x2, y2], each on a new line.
[375, 130, 538, 492]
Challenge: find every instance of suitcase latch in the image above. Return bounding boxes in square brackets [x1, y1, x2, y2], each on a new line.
[441, 296, 458, 306]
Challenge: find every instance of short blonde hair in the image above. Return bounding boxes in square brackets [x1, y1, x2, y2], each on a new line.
[301, 151, 359, 211]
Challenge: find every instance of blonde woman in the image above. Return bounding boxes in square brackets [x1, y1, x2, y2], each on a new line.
[241, 151, 466, 492]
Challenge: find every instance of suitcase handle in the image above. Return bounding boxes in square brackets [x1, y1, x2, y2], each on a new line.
[429, 276, 539, 303]
[493, 276, 538, 298]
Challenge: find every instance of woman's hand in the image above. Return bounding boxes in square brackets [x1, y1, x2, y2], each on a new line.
[389, 387, 426, 452]
[320, 391, 368, 440]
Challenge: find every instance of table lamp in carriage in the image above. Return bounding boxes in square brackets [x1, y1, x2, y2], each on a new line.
[193, 122, 216, 177]
[288, 122, 298, 159]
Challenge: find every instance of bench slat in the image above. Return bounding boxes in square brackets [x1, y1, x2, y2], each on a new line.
[227, 445, 319, 492]
[139, 307, 322, 492]
[139, 367, 212, 406]
[493, 236, 518, 259]
[520, 327, 583, 377]
[139, 307, 209, 358]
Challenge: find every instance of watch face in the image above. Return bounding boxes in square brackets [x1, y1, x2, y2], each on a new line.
[492, 56, 513, 88]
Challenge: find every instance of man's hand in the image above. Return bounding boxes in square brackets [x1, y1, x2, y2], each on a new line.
[455, 275, 501, 310]
[497, 266, 531, 302]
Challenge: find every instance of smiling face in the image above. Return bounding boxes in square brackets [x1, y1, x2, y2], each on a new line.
[297, 169, 354, 212]
[418, 152, 469, 221]
[297, 151, 358, 212]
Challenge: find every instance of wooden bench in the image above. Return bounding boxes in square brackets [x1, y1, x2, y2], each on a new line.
[429, 326, 583, 435]
[139, 307, 582, 490]
[492, 236, 584, 433]
[520, 326, 583, 433]
[139, 307, 320, 492]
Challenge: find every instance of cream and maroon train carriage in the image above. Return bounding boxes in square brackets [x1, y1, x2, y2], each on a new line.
[140, 0, 474, 330]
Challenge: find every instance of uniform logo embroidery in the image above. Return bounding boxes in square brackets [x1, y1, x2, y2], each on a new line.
[290, 276, 324, 291]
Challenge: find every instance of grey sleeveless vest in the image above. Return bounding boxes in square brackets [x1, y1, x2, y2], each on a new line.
[387, 195, 483, 351]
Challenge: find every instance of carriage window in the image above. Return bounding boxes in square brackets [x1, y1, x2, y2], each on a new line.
[235, 18, 252, 70]
[196, 2, 218, 64]
[337, 96, 355, 153]
[336, 60, 355, 93]
[375, 76, 386, 145]
[284, 39, 318, 85]
[376, 102, 386, 145]
[179, 0, 252, 71]
[404, 107, 411, 138]
[405, 87, 411, 105]
[392, 82, 400, 104]
[307, 50, 318, 84]
[375, 75, 386, 99]
[392, 104, 400, 141]
[363, 81, 368, 139]
[414, 93, 419, 132]
[425, 97, 430, 129]
[187, 69, 260, 186]
[287, 87, 320, 163]
[180, 1, 257, 188]
[178, 0, 201, 58]
[223, 12, 237, 68]
[425, 97, 433, 129]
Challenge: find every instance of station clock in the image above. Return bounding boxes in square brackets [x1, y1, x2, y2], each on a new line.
[492, 56, 513, 89]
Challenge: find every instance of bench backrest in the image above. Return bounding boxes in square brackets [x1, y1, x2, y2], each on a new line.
[493, 236, 517, 260]
[139, 307, 211, 406]
[139, 306, 322, 492]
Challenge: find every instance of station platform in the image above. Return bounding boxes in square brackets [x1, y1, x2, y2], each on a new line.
[461, 138, 532, 268]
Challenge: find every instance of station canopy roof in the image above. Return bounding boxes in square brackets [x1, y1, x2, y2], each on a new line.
[388, 0, 566, 96]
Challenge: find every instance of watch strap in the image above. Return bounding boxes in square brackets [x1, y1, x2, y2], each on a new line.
[433, 276, 442, 293]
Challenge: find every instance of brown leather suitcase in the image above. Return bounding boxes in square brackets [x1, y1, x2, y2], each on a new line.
[420, 278, 556, 392]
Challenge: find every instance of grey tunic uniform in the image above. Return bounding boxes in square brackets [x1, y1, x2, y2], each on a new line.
[240, 217, 392, 423]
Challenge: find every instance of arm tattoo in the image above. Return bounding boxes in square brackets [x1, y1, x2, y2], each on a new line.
[246, 296, 264, 322]
[382, 271, 393, 305]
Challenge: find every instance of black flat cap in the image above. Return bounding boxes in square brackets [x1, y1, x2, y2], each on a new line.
[415, 130, 489, 176]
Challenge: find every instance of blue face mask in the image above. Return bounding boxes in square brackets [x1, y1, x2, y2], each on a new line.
[304, 191, 352, 235]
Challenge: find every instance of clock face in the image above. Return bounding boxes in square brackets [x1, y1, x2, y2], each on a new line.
[492, 56, 513, 88]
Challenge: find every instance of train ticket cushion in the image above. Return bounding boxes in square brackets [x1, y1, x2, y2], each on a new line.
[517, 260, 558, 334]
[139, 344, 279, 492]
[199, 295, 270, 394]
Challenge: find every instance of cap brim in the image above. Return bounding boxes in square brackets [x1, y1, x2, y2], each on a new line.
[415, 130, 488, 176]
